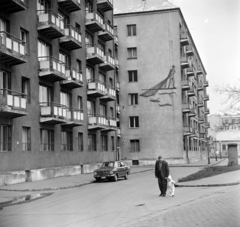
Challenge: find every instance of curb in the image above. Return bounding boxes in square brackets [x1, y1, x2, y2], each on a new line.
[0, 169, 153, 192]
[175, 180, 240, 187]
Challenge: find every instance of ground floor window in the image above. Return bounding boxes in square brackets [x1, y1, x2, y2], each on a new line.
[101, 135, 108, 151]
[111, 136, 114, 152]
[130, 139, 140, 152]
[22, 127, 31, 152]
[78, 133, 83, 151]
[0, 125, 11, 152]
[61, 131, 73, 151]
[88, 134, 96, 151]
[40, 129, 54, 151]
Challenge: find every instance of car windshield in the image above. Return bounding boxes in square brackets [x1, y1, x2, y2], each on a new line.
[102, 162, 115, 167]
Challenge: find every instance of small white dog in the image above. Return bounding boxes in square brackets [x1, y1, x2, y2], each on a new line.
[167, 175, 175, 197]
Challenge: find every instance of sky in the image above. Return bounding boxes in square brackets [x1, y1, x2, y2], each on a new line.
[172, 0, 240, 114]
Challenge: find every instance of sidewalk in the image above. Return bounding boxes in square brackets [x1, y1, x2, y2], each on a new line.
[0, 158, 239, 206]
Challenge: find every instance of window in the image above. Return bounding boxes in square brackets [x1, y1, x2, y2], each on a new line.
[76, 23, 81, 32]
[86, 66, 94, 81]
[0, 125, 11, 152]
[61, 131, 73, 151]
[39, 85, 52, 104]
[127, 48, 137, 59]
[129, 93, 138, 105]
[111, 136, 114, 151]
[88, 134, 96, 151]
[20, 28, 29, 54]
[22, 77, 30, 104]
[0, 71, 11, 90]
[101, 135, 108, 151]
[128, 70, 138, 82]
[58, 11, 69, 26]
[78, 133, 83, 151]
[110, 107, 114, 118]
[78, 96, 83, 110]
[129, 116, 139, 128]
[99, 73, 106, 84]
[130, 140, 140, 152]
[85, 0, 93, 12]
[38, 40, 50, 60]
[85, 32, 93, 45]
[37, 0, 51, 12]
[100, 104, 107, 116]
[40, 129, 54, 151]
[87, 100, 95, 115]
[76, 59, 82, 72]
[109, 78, 113, 87]
[22, 127, 31, 152]
[59, 51, 69, 67]
[127, 24, 136, 36]
[60, 91, 71, 107]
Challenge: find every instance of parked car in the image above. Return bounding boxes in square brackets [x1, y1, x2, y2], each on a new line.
[93, 161, 130, 182]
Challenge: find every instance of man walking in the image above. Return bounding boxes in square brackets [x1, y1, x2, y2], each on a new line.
[155, 156, 169, 197]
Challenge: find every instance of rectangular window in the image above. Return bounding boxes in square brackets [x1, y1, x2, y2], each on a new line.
[129, 93, 138, 105]
[85, 32, 93, 45]
[61, 131, 73, 151]
[110, 107, 114, 118]
[100, 104, 107, 116]
[127, 48, 137, 59]
[60, 91, 71, 107]
[130, 140, 140, 152]
[40, 129, 54, 151]
[99, 73, 106, 83]
[78, 133, 83, 151]
[38, 40, 50, 59]
[22, 77, 30, 104]
[86, 66, 94, 81]
[127, 25, 136, 36]
[20, 28, 29, 54]
[76, 59, 82, 72]
[129, 116, 139, 128]
[111, 136, 114, 151]
[37, 0, 51, 11]
[0, 71, 11, 90]
[22, 127, 31, 152]
[101, 135, 108, 151]
[128, 70, 138, 82]
[88, 134, 96, 151]
[59, 51, 70, 67]
[78, 96, 83, 109]
[0, 125, 11, 152]
[39, 85, 52, 104]
[87, 100, 95, 115]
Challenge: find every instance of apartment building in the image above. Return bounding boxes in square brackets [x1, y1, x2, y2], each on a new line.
[114, 0, 210, 164]
[0, 0, 117, 177]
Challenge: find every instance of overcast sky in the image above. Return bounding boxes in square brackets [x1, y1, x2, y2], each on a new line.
[172, 0, 240, 114]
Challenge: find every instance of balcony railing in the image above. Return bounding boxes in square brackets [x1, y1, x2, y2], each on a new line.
[181, 80, 190, 90]
[88, 114, 108, 130]
[61, 67, 83, 88]
[59, 25, 82, 50]
[99, 53, 115, 71]
[197, 81, 204, 90]
[85, 11, 104, 32]
[87, 79, 106, 97]
[0, 89, 27, 118]
[98, 21, 114, 41]
[63, 108, 84, 127]
[97, 0, 113, 12]
[37, 10, 65, 39]
[1, 0, 27, 13]
[0, 31, 27, 66]
[204, 94, 209, 101]
[101, 117, 117, 132]
[86, 44, 104, 64]
[39, 102, 67, 124]
[38, 56, 66, 82]
[180, 55, 190, 68]
[182, 103, 191, 112]
[180, 33, 189, 46]
[100, 85, 116, 101]
[185, 45, 194, 56]
[58, 0, 81, 13]
[204, 80, 209, 87]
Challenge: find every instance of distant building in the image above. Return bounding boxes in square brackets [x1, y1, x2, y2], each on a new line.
[114, 0, 210, 164]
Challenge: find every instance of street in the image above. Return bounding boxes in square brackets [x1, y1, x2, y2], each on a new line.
[0, 168, 239, 227]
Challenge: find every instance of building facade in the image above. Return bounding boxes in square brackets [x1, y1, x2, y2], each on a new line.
[114, 0, 210, 164]
[0, 0, 118, 176]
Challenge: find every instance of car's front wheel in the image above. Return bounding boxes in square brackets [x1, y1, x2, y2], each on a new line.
[124, 173, 128, 180]
[113, 174, 118, 182]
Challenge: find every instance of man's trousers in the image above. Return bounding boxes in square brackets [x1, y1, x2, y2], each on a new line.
[158, 178, 167, 195]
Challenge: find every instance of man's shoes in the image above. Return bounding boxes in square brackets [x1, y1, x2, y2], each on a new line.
[162, 194, 166, 197]
[159, 193, 163, 197]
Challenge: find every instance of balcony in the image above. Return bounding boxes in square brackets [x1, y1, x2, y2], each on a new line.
[97, 0, 113, 12]
[114, 35, 119, 46]
[88, 114, 108, 130]
[59, 25, 82, 50]
[198, 116, 204, 124]
[0, 32, 27, 66]
[204, 80, 209, 87]
[188, 108, 196, 117]
[87, 79, 106, 98]
[198, 99, 204, 107]
[0, 89, 27, 118]
[181, 80, 190, 90]
[0, 0, 27, 13]
[183, 126, 193, 136]
[185, 45, 194, 56]
[58, 0, 81, 13]
[62, 108, 84, 127]
[98, 21, 114, 42]
[99, 54, 115, 71]
[115, 59, 119, 69]
[38, 56, 66, 82]
[37, 10, 65, 39]
[187, 89, 195, 97]
[85, 11, 104, 32]
[61, 67, 83, 89]
[204, 108, 210, 115]
[199, 133, 205, 140]
[205, 122, 210, 128]
[197, 82, 204, 91]
[196, 66, 202, 75]
[204, 94, 209, 101]
[86, 44, 104, 65]
[100, 86, 116, 102]
[180, 55, 190, 68]
[186, 67, 194, 77]
[180, 33, 189, 46]
[182, 103, 191, 113]
[40, 102, 67, 124]
[101, 117, 117, 132]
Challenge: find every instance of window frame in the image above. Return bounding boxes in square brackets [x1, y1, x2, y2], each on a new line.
[129, 116, 139, 128]
[127, 47, 137, 59]
[128, 70, 138, 82]
[130, 139, 140, 152]
[127, 24, 136, 36]
[22, 127, 31, 152]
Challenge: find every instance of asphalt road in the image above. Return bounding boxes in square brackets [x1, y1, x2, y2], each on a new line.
[0, 167, 239, 227]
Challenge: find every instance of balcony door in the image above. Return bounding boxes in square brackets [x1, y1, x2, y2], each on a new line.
[38, 40, 50, 60]
[37, 0, 51, 12]
[0, 18, 6, 45]
[39, 85, 52, 105]
[100, 104, 107, 117]
[0, 71, 11, 91]
[86, 66, 94, 81]
[87, 100, 95, 115]
[60, 92, 71, 108]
